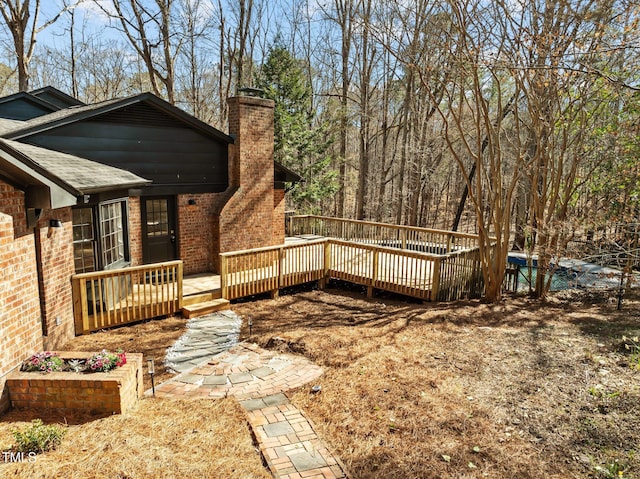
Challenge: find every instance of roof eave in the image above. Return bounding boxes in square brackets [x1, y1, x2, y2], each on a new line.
[0, 91, 60, 112]
[275, 161, 304, 183]
[0, 145, 79, 209]
[80, 179, 151, 195]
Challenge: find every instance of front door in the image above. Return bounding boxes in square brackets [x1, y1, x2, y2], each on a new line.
[142, 196, 177, 263]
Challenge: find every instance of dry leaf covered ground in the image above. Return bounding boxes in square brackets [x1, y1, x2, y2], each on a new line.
[235, 284, 640, 479]
[1, 283, 639, 478]
[0, 399, 270, 478]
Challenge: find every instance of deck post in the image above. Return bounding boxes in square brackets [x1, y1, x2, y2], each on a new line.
[431, 258, 442, 301]
[177, 261, 184, 309]
[400, 229, 406, 249]
[368, 249, 379, 298]
[275, 246, 284, 297]
[72, 276, 88, 335]
[220, 255, 228, 299]
[320, 240, 331, 289]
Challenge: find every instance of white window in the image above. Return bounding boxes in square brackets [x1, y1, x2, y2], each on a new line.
[72, 207, 96, 273]
[100, 200, 127, 268]
[72, 199, 129, 273]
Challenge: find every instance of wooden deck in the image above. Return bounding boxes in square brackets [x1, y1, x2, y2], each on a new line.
[71, 217, 491, 335]
[183, 273, 221, 296]
[221, 235, 485, 302]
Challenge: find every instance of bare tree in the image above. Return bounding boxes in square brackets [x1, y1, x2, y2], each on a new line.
[0, 0, 75, 91]
[325, 0, 356, 218]
[94, 0, 184, 104]
[354, 0, 375, 220]
[509, 0, 627, 298]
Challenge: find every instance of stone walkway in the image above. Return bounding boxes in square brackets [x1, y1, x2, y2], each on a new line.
[165, 311, 242, 373]
[241, 393, 347, 479]
[153, 318, 349, 479]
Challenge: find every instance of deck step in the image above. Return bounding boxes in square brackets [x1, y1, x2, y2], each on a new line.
[181, 298, 230, 319]
[182, 290, 222, 306]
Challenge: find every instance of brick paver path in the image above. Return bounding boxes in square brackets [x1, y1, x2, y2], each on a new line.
[152, 342, 348, 479]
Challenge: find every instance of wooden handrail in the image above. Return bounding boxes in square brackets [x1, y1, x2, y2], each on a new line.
[329, 238, 444, 260]
[72, 260, 183, 279]
[219, 238, 327, 257]
[290, 215, 487, 241]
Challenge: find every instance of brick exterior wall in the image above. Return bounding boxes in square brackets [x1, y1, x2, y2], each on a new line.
[177, 193, 226, 275]
[0, 180, 43, 414]
[36, 208, 75, 350]
[273, 188, 285, 244]
[128, 197, 143, 267]
[213, 95, 279, 271]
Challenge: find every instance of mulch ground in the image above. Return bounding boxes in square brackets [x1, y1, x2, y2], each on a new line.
[0, 398, 270, 478]
[234, 284, 640, 479]
[1, 283, 639, 478]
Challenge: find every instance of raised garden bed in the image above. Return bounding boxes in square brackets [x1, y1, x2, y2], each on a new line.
[5, 351, 143, 415]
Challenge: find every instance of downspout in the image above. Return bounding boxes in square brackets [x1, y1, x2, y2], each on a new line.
[33, 223, 48, 336]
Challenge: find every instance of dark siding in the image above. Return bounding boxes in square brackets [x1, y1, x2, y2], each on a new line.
[88, 103, 186, 128]
[0, 99, 55, 120]
[22, 120, 229, 193]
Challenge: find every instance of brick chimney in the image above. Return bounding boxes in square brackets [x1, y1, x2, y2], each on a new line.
[213, 94, 277, 269]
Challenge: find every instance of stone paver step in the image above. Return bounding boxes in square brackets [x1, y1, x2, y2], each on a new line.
[165, 310, 242, 373]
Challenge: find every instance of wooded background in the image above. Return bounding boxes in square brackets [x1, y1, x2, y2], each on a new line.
[1, 0, 638, 299]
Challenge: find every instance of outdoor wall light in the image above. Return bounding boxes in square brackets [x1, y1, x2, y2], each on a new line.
[188, 198, 197, 205]
[148, 358, 155, 396]
[49, 219, 63, 228]
[248, 317, 253, 336]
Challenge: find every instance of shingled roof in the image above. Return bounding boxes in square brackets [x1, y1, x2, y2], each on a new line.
[0, 138, 150, 195]
[29, 86, 85, 108]
[0, 118, 25, 134]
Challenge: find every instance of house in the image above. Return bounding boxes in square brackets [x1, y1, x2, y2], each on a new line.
[0, 87, 300, 413]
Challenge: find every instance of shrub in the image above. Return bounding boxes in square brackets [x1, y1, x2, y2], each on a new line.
[21, 352, 64, 373]
[12, 419, 66, 454]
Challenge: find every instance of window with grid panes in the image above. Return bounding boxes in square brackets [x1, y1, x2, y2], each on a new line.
[145, 199, 169, 237]
[72, 208, 96, 273]
[100, 200, 126, 268]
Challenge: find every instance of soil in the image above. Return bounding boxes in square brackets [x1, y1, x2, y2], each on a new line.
[1, 282, 639, 478]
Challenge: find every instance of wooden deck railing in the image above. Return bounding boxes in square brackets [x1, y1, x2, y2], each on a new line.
[435, 247, 484, 301]
[71, 261, 183, 335]
[220, 238, 488, 302]
[288, 215, 481, 252]
[329, 239, 441, 300]
[220, 240, 326, 300]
